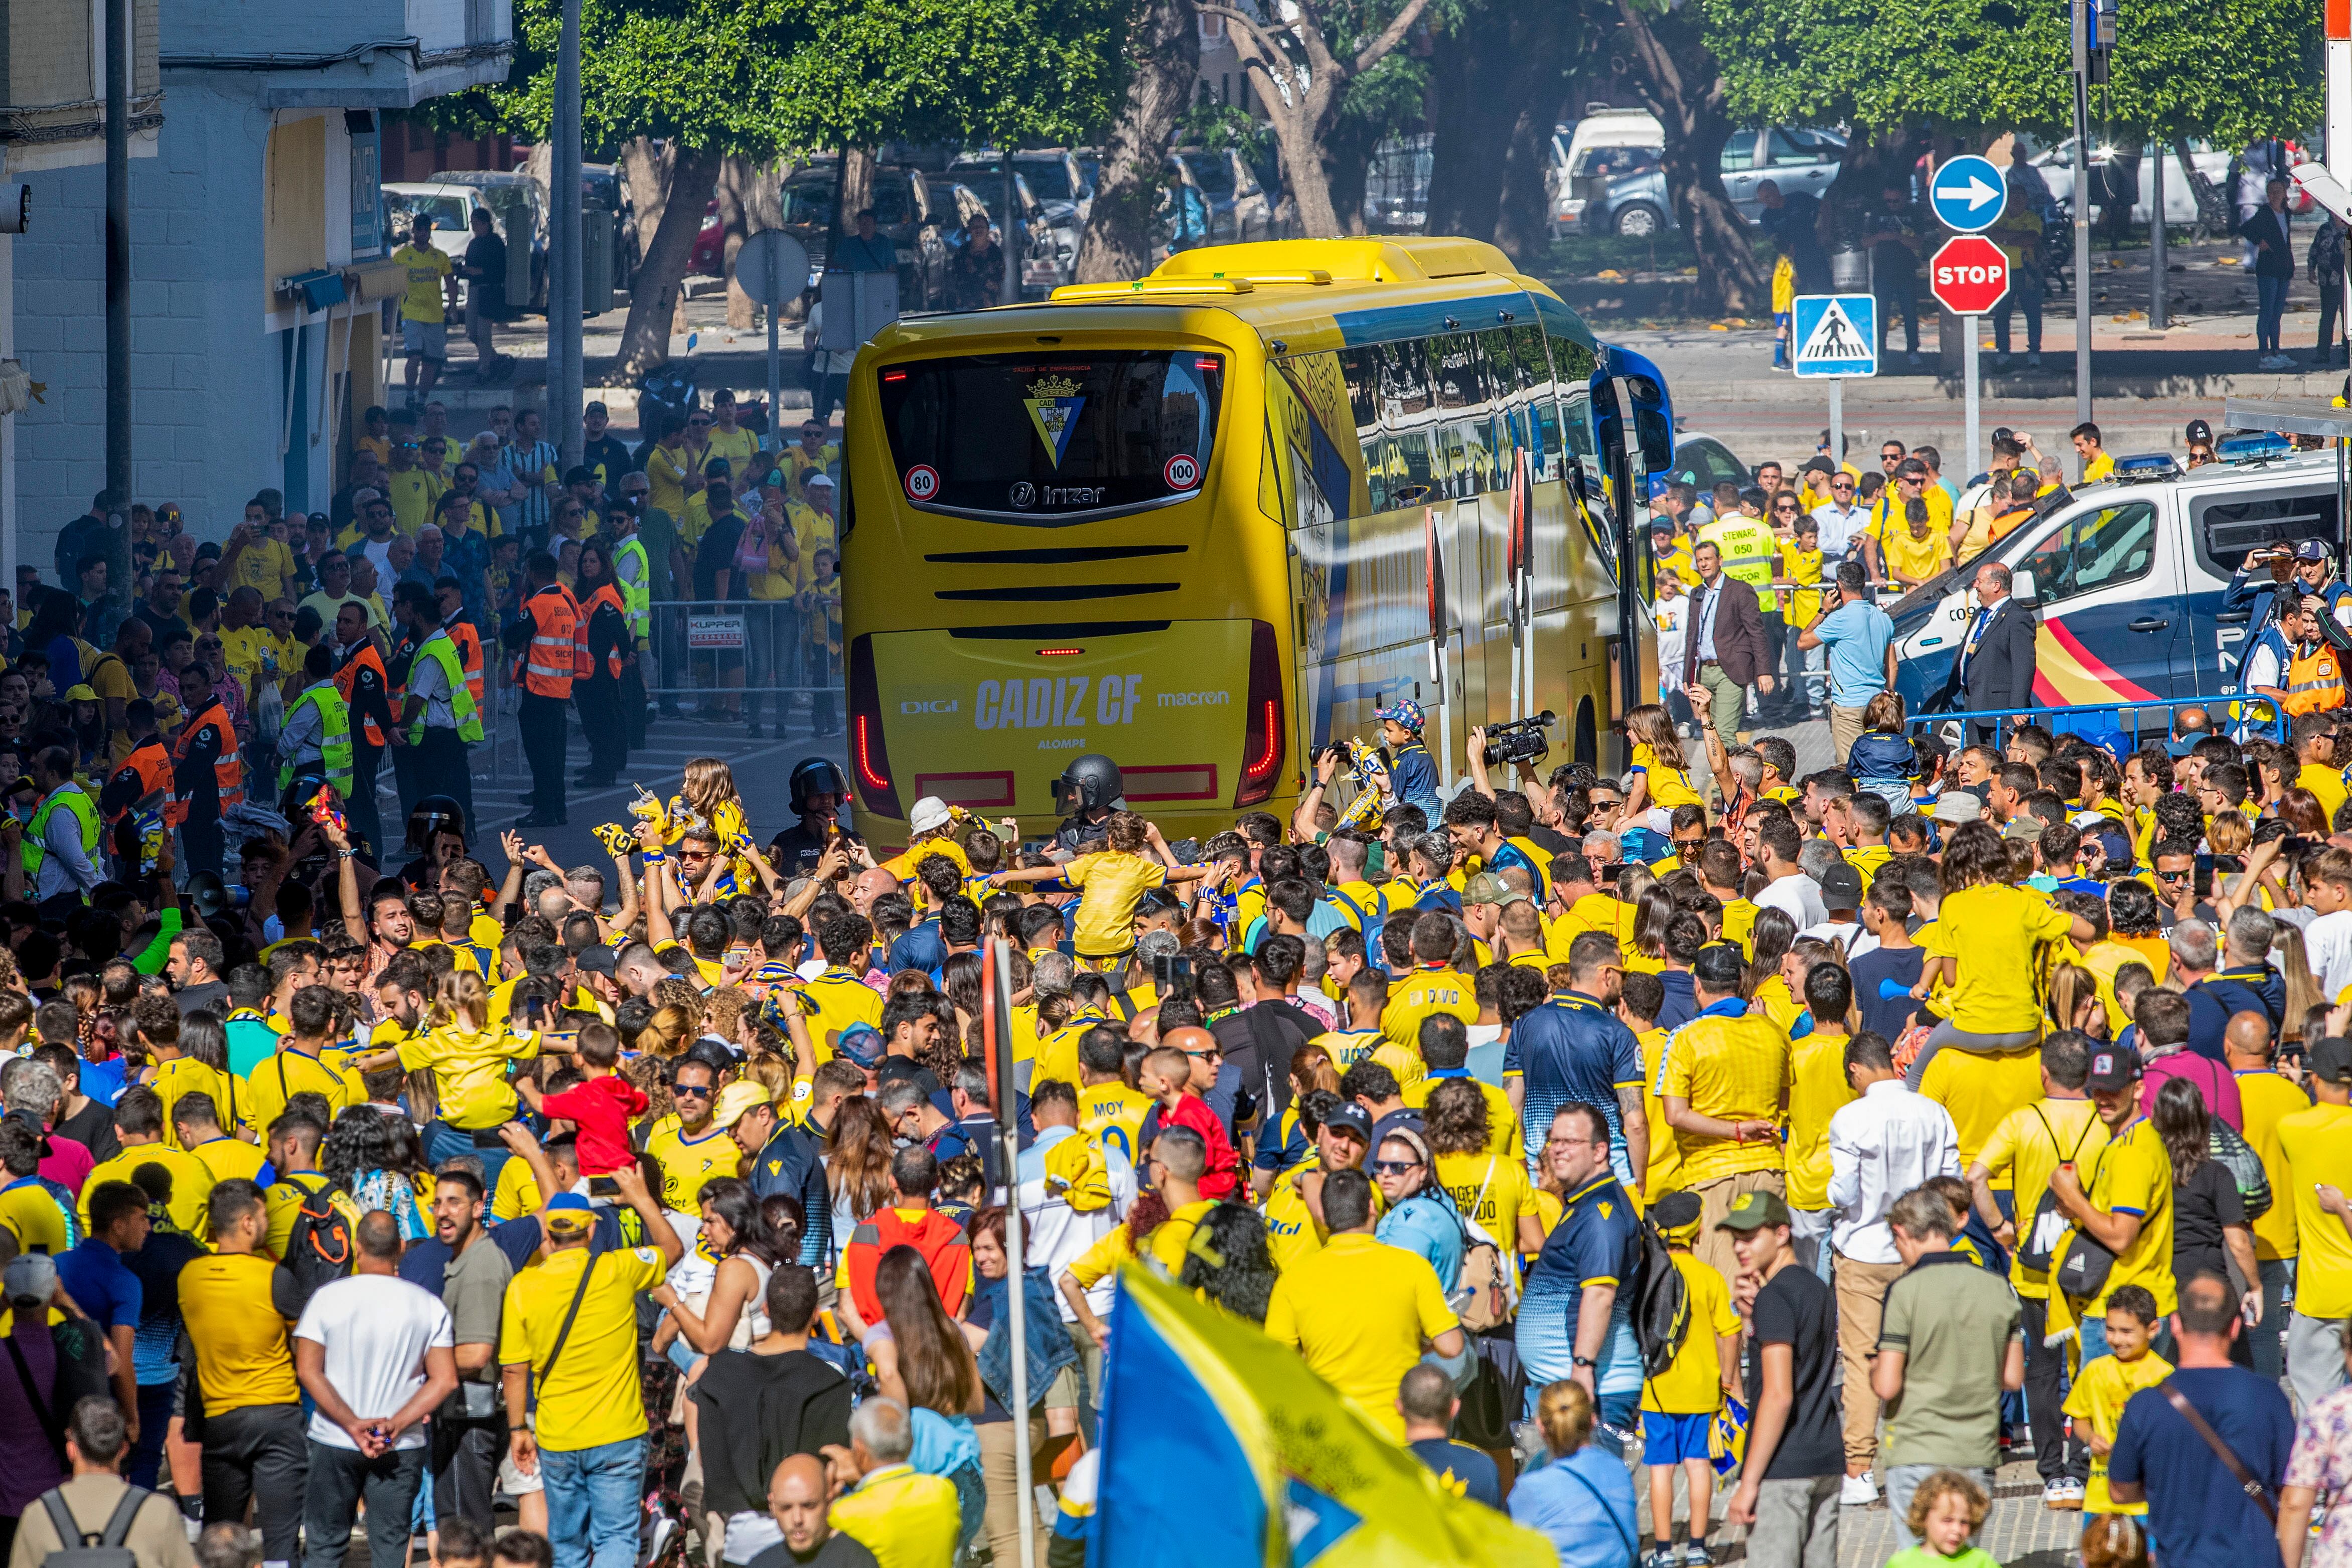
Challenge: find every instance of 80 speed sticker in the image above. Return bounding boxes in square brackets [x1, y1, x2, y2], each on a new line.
[1164, 453, 1200, 490]
[904, 464, 941, 501]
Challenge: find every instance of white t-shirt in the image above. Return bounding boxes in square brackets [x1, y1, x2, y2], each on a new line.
[1756, 872, 1829, 929]
[1015, 1126, 1138, 1322]
[2306, 908, 2352, 1001]
[293, 1273, 455, 1450]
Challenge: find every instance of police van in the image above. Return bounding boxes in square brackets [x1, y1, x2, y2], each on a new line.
[1888, 438, 2346, 714]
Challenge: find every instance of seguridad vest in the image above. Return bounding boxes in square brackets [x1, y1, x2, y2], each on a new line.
[104, 738, 172, 826]
[2287, 640, 2348, 715]
[580, 583, 628, 680]
[22, 783, 99, 879]
[278, 681, 354, 797]
[447, 620, 486, 710]
[405, 630, 486, 744]
[334, 642, 390, 747]
[519, 584, 581, 699]
[170, 701, 244, 818]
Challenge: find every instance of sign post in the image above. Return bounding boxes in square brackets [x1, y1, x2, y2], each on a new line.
[1793, 294, 1879, 464]
[1929, 234, 2013, 483]
[734, 230, 811, 450]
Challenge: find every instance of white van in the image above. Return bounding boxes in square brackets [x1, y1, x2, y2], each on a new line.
[1887, 441, 2346, 715]
[1553, 108, 1665, 233]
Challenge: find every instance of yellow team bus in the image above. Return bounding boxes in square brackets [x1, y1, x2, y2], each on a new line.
[838, 235, 1672, 847]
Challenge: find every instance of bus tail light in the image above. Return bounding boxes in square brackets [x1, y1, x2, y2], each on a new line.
[847, 637, 905, 822]
[1235, 619, 1285, 807]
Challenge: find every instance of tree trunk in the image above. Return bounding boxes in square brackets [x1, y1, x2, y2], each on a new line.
[1423, 8, 1516, 241]
[2171, 135, 2231, 239]
[1077, 0, 1198, 281]
[1273, 109, 1344, 237]
[1492, 10, 1571, 260]
[613, 143, 723, 385]
[1323, 115, 1385, 236]
[1612, 0, 1763, 315]
[715, 154, 786, 330]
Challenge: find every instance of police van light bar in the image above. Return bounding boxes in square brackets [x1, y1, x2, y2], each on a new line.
[2219, 432, 2294, 463]
[2113, 452, 2179, 482]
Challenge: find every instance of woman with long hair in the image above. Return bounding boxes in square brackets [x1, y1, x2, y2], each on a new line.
[825, 1095, 898, 1259]
[2276, 922, 2324, 1047]
[1743, 907, 1800, 1002]
[320, 1105, 431, 1240]
[868, 1244, 987, 1550]
[2103, 880, 2170, 981]
[2150, 1077, 2260, 1364]
[1625, 883, 1678, 975]
[1176, 1199, 1281, 1325]
[654, 1175, 785, 1358]
[2046, 963, 2107, 1040]
[965, 1206, 1080, 1567]
[1907, 821, 2094, 1084]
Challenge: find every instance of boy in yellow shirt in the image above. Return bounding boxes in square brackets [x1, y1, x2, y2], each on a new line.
[2062, 1284, 2170, 1518]
[993, 810, 1206, 966]
[1640, 1192, 1743, 1564]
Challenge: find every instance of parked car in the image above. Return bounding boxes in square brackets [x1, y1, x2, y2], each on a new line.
[1365, 133, 1432, 231]
[950, 154, 1082, 290]
[579, 162, 640, 287]
[778, 163, 960, 310]
[1552, 115, 1843, 235]
[950, 148, 1093, 221]
[1173, 147, 1273, 243]
[1717, 127, 1844, 222]
[384, 178, 546, 310]
[2027, 137, 2266, 226]
[1647, 431, 1754, 499]
[1886, 441, 2339, 715]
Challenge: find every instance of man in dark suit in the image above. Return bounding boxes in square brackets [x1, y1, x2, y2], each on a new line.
[1941, 560, 2038, 738]
[1680, 540, 1775, 747]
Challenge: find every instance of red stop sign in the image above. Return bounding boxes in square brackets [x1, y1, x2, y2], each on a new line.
[1930, 235, 2011, 315]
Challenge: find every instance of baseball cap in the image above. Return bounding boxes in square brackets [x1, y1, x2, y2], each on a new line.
[1651, 1191, 1703, 1232]
[543, 1192, 596, 1231]
[1373, 698, 1424, 731]
[2297, 539, 2334, 563]
[681, 1038, 739, 1078]
[1462, 871, 1528, 908]
[2186, 418, 2215, 444]
[2085, 1046, 2144, 1094]
[832, 1022, 886, 1069]
[1323, 1103, 1374, 1143]
[573, 944, 618, 978]
[2311, 1036, 2352, 1085]
[1930, 791, 1982, 825]
[1716, 1191, 1793, 1232]
[804, 474, 835, 490]
[4, 1251, 56, 1307]
[2002, 816, 2044, 843]
[1818, 864, 1864, 909]
[62, 684, 97, 703]
[711, 1080, 772, 1130]
[909, 796, 952, 835]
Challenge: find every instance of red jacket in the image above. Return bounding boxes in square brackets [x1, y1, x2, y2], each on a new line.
[844, 1205, 972, 1326]
[540, 1074, 650, 1177]
[1160, 1092, 1239, 1200]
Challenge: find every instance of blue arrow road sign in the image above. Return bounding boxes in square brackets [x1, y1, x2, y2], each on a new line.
[1792, 294, 1877, 379]
[1930, 155, 2008, 232]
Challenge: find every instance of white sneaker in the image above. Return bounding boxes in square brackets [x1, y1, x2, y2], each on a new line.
[1840, 1473, 1879, 1507]
[2043, 1477, 2086, 1509]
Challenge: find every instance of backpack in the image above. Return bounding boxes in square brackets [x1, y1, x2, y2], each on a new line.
[1449, 1159, 1517, 1333]
[2210, 1120, 2273, 1221]
[36, 1486, 150, 1568]
[1630, 1211, 1691, 1378]
[272, 1176, 364, 1317]
[1321, 885, 1387, 964]
[2017, 1107, 2099, 1274]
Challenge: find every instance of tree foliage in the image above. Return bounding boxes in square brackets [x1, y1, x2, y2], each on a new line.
[1700, 0, 2318, 143]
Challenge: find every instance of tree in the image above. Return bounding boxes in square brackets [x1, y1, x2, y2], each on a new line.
[490, 0, 803, 382]
[1077, 0, 1201, 280]
[1612, 0, 1767, 315]
[1423, 0, 1571, 259]
[1198, 0, 1442, 236]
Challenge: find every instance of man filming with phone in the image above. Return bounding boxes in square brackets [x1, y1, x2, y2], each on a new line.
[2225, 538, 2352, 649]
[1798, 560, 1896, 767]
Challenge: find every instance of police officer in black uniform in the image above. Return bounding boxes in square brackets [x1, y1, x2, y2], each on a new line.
[1051, 753, 1125, 855]
[767, 758, 863, 876]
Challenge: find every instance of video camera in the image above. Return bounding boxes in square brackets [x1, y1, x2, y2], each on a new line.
[1482, 710, 1556, 767]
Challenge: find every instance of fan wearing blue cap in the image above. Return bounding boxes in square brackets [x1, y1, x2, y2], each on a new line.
[1373, 699, 1443, 824]
[2222, 532, 2352, 648]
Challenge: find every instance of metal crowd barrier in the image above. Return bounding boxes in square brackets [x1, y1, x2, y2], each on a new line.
[1904, 694, 2287, 752]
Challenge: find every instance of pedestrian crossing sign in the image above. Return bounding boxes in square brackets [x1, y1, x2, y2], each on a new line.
[1792, 294, 1879, 379]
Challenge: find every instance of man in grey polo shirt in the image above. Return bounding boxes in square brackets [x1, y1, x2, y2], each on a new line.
[1799, 561, 1897, 766]
[1872, 1185, 2024, 1550]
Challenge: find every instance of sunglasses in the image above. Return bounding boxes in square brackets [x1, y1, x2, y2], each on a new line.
[1832, 480, 1855, 490]
[2155, 867, 2192, 880]
[1371, 1159, 1421, 1175]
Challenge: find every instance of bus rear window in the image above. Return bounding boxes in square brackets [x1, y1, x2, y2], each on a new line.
[875, 351, 1223, 524]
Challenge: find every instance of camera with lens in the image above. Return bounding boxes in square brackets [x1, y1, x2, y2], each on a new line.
[1482, 710, 1556, 766]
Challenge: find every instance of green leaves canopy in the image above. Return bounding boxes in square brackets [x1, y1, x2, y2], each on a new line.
[1697, 0, 2318, 144]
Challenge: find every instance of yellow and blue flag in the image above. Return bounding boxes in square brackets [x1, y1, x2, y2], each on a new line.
[1093, 1266, 1555, 1566]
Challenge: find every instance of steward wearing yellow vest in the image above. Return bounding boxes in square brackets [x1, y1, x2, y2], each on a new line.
[13, 749, 99, 902]
[279, 643, 356, 799]
[392, 581, 480, 832]
[1698, 512, 1779, 590]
